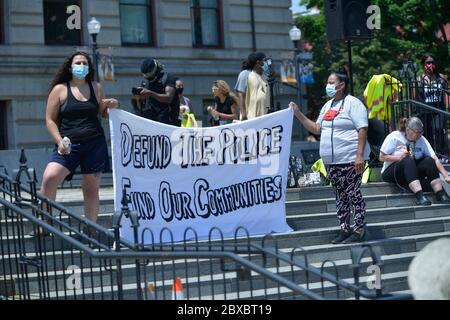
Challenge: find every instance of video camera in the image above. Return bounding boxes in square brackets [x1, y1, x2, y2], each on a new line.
[132, 87, 143, 95]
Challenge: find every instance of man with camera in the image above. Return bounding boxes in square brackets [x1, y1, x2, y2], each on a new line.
[132, 58, 181, 126]
[245, 52, 272, 120]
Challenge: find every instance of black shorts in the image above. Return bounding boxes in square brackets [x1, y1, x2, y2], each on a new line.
[48, 136, 109, 179]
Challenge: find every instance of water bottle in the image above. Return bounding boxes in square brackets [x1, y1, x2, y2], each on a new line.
[207, 106, 219, 121]
[62, 137, 71, 154]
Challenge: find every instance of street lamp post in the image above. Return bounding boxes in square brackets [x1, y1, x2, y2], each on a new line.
[289, 25, 304, 140]
[87, 17, 101, 82]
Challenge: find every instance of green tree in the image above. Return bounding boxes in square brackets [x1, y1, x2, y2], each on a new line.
[294, 0, 450, 114]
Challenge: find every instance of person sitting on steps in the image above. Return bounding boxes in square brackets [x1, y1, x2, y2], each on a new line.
[379, 117, 450, 205]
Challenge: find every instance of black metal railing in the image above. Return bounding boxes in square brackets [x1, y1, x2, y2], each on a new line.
[390, 98, 450, 160]
[387, 62, 450, 160]
[0, 151, 413, 300]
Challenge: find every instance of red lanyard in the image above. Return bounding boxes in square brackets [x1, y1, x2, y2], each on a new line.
[322, 97, 345, 121]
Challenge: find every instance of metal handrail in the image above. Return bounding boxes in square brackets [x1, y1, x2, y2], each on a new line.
[0, 197, 97, 256]
[2, 196, 412, 300]
[1, 157, 413, 300]
[0, 195, 323, 300]
[0, 171, 136, 251]
[253, 244, 359, 294]
[391, 99, 450, 118]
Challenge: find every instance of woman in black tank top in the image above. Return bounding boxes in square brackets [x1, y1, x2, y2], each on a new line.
[59, 80, 104, 144]
[209, 80, 238, 125]
[40, 51, 119, 225]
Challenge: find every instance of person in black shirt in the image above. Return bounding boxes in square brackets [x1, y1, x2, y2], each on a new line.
[209, 80, 238, 126]
[416, 53, 449, 155]
[41, 51, 118, 224]
[132, 58, 180, 126]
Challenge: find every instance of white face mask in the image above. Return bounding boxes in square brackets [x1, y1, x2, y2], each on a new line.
[326, 84, 337, 98]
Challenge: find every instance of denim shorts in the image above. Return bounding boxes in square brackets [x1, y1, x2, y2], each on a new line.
[49, 136, 109, 179]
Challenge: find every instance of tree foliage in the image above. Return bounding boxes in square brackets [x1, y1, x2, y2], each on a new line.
[295, 0, 449, 114]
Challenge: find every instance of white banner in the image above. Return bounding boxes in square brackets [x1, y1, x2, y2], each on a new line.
[109, 109, 294, 244]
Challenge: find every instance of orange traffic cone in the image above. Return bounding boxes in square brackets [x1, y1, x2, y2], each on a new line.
[145, 282, 156, 300]
[171, 277, 184, 300]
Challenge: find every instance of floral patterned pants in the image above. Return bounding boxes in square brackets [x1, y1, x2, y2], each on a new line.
[328, 164, 366, 233]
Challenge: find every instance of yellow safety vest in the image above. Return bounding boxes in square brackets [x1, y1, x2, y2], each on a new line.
[364, 74, 401, 120]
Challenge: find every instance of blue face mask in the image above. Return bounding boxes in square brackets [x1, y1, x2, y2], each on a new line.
[326, 84, 336, 98]
[263, 61, 270, 73]
[71, 65, 89, 79]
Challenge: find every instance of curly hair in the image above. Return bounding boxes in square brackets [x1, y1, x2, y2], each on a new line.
[49, 51, 96, 93]
[247, 52, 266, 70]
[213, 80, 238, 105]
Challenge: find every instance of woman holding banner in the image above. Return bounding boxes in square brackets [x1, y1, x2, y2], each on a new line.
[40, 51, 118, 227]
[290, 68, 370, 244]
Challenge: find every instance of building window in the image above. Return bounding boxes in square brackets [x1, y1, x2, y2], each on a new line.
[0, 0, 4, 44]
[190, 0, 222, 48]
[43, 0, 82, 45]
[120, 0, 155, 46]
[0, 101, 7, 150]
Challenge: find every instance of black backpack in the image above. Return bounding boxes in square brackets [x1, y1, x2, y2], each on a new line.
[367, 117, 389, 167]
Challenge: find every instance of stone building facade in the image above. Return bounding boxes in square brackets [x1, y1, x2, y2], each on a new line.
[0, 0, 296, 152]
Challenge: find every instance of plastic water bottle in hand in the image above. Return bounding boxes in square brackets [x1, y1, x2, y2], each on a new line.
[207, 106, 219, 121]
[62, 137, 71, 154]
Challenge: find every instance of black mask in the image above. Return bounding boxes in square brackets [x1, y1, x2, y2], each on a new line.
[176, 87, 184, 95]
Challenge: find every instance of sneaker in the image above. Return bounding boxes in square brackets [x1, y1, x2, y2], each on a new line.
[331, 230, 352, 244]
[416, 194, 432, 206]
[436, 191, 450, 204]
[343, 230, 366, 244]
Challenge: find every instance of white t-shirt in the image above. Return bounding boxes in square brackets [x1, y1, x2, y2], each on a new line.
[316, 95, 370, 165]
[234, 70, 251, 93]
[380, 130, 436, 173]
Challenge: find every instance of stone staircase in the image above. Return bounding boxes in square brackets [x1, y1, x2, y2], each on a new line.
[2, 176, 450, 300]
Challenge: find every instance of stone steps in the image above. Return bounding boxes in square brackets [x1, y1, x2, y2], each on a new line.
[2, 181, 449, 300]
[3, 227, 447, 300]
[17, 253, 413, 300]
[2, 211, 449, 274]
[2, 210, 450, 254]
[2, 191, 445, 233]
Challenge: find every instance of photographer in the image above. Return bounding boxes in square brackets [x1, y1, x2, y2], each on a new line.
[245, 52, 271, 120]
[132, 58, 180, 126]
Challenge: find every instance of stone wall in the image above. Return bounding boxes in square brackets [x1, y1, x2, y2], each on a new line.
[0, 0, 298, 149]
